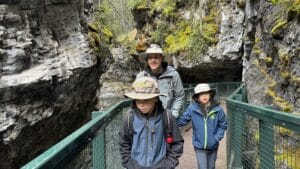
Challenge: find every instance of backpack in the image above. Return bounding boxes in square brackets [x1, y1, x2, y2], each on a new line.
[126, 110, 173, 144]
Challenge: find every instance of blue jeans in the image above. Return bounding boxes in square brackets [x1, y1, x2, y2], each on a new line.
[195, 148, 218, 169]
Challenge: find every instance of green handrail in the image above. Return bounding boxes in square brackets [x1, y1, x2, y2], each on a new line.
[21, 100, 131, 169]
[21, 82, 242, 169]
[227, 85, 300, 130]
[226, 84, 300, 169]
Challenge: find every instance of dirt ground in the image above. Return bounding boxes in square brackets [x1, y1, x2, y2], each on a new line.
[177, 100, 227, 169]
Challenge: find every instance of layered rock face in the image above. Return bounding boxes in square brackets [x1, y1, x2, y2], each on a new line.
[130, 1, 244, 83]
[0, 0, 111, 168]
[177, 3, 244, 83]
[96, 47, 140, 110]
[243, 0, 300, 113]
[128, 0, 299, 113]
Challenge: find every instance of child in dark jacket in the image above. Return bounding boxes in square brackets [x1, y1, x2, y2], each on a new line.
[119, 77, 183, 169]
[177, 83, 227, 169]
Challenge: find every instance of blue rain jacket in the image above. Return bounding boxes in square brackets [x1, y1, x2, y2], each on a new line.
[177, 102, 227, 150]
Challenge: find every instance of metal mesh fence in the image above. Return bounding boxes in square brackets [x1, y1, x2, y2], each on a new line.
[274, 126, 300, 169]
[184, 82, 242, 103]
[227, 85, 300, 169]
[63, 143, 92, 169]
[21, 101, 131, 169]
[23, 82, 300, 169]
[92, 104, 130, 169]
[179, 87, 193, 117]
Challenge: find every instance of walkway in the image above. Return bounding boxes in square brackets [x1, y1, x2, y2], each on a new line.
[177, 100, 227, 169]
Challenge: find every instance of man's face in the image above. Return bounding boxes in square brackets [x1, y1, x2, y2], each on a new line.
[146, 54, 163, 72]
[135, 98, 157, 114]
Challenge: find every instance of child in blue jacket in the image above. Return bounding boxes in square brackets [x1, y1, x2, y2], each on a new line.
[177, 83, 227, 169]
[119, 77, 183, 169]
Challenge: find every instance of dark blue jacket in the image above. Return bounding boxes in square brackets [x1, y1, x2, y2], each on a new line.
[119, 101, 183, 169]
[177, 102, 227, 150]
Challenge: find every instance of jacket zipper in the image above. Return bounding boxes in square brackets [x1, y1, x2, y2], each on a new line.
[204, 110, 216, 149]
[204, 118, 207, 149]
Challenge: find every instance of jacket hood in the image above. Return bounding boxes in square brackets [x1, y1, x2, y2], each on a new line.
[189, 100, 220, 115]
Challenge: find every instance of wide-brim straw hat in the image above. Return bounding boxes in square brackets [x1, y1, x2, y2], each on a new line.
[124, 76, 165, 100]
[137, 44, 171, 63]
[124, 92, 161, 100]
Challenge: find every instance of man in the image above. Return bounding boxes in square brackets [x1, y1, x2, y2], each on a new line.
[119, 77, 184, 169]
[136, 44, 184, 117]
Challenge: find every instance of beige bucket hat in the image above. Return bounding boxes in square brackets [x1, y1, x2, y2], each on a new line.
[192, 83, 216, 99]
[124, 77, 164, 100]
[137, 44, 172, 63]
[144, 44, 164, 55]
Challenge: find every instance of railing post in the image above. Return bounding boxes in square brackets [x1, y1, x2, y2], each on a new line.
[181, 90, 187, 115]
[259, 120, 275, 169]
[227, 104, 233, 168]
[228, 94, 245, 169]
[92, 111, 106, 169]
[234, 108, 244, 168]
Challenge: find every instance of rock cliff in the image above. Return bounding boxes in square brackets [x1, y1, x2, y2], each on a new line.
[243, 0, 300, 113]
[0, 0, 112, 168]
[126, 0, 300, 113]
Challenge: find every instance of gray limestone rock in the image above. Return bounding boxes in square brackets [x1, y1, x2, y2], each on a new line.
[0, 0, 112, 168]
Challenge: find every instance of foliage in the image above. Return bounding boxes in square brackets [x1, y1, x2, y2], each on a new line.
[102, 26, 113, 38]
[187, 0, 220, 59]
[262, 56, 273, 63]
[88, 31, 101, 49]
[267, 88, 293, 112]
[116, 29, 137, 45]
[150, 21, 170, 44]
[268, 0, 300, 13]
[129, 0, 176, 17]
[202, 22, 219, 44]
[187, 7, 220, 59]
[116, 29, 137, 54]
[94, 0, 135, 46]
[152, 0, 176, 17]
[188, 22, 207, 59]
[271, 18, 287, 35]
[237, 0, 246, 9]
[164, 21, 191, 53]
[127, 0, 221, 60]
[268, 0, 299, 36]
[291, 75, 300, 83]
[87, 23, 98, 32]
[275, 143, 300, 169]
[253, 57, 294, 112]
[128, 0, 148, 10]
[289, 0, 300, 14]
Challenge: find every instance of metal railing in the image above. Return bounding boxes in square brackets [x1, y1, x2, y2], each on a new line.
[184, 82, 241, 103]
[21, 82, 241, 169]
[21, 101, 131, 169]
[21, 86, 195, 169]
[226, 84, 300, 169]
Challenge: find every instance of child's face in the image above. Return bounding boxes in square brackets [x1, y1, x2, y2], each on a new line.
[197, 92, 211, 105]
[135, 98, 157, 114]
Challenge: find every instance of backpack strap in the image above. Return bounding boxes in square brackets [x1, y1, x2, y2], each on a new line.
[126, 111, 134, 143]
[127, 110, 173, 143]
[163, 110, 172, 136]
